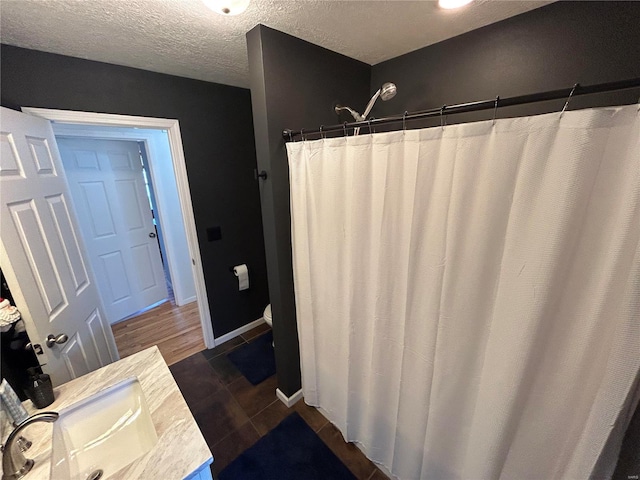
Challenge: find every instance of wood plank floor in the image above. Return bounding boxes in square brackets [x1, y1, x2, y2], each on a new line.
[112, 298, 205, 366]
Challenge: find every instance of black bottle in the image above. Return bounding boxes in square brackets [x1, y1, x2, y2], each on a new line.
[25, 367, 54, 409]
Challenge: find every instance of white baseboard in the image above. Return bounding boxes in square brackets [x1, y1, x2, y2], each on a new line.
[276, 388, 303, 408]
[175, 295, 197, 307]
[213, 317, 265, 347]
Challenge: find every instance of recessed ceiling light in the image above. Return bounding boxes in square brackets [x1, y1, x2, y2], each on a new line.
[202, 0, 250, 16]
[439, 0, 474, 9]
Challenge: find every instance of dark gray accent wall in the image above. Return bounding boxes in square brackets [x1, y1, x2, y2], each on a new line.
[247, 25, 370, 396]
[370, 1, 640, 126]
[1, 45, 269, 337]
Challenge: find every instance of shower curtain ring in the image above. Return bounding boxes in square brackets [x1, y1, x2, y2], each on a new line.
[403, 111, 408, 131]
[492, 96, 500, 125]
[301, 128, 306, 141]
[320, 125, 325, 139]
[288, 130, 293, 142]
[369, 116, 376, 133]
[561, 83, 579, 116]
[367, 118, 373, 135]
[343, 122, 348, 137]
[440, 105, 447, 129]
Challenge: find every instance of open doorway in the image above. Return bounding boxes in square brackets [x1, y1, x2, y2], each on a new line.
[23, 107, 216, 364]
[56, 136, 171, 321]
[54, 131, 203, 365]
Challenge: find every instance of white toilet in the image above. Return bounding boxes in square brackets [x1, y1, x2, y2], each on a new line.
[263, 304, 272, 328]
[263, 304, 273, 346]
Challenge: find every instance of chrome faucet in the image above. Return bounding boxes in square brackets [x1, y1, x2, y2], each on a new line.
[2, 412, 58, 480]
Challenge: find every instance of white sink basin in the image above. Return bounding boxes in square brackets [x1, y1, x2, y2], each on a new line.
[50, 377, 158, 480]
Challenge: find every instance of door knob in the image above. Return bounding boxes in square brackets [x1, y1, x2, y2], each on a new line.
[45, 333, 69, 348]
[149, 232, 157, 238]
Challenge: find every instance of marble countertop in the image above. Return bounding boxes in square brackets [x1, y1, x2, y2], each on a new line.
[1, 346, 212, 479]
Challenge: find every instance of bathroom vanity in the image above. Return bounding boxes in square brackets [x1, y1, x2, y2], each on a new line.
[0, 346, 213, 479]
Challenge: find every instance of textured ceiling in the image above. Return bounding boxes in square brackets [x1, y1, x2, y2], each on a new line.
[0, 0, 552, 88]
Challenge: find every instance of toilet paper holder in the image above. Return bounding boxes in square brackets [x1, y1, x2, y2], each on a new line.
[229, 266, 248, 272]
[231, 264, 250, 291]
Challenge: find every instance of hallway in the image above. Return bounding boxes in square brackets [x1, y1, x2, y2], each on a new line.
[112, 294, 204, 366]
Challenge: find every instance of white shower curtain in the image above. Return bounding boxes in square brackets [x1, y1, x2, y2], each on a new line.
[287, 104, 640, 480]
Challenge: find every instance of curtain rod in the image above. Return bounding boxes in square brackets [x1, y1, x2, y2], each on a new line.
[282, 78, 640, 141]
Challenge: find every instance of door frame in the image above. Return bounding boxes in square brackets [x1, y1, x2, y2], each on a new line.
[23, 107, 215, 348]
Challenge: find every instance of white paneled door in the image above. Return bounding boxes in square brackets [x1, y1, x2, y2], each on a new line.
[0, 107, 118, 386]
[56, 138, 168, 323]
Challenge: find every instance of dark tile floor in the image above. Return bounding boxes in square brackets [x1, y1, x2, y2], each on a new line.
[169, 324, 386, 479]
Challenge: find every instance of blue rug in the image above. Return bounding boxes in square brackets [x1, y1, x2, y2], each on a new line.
[219, 412, 356, 480]
[226, 331, 276, 385]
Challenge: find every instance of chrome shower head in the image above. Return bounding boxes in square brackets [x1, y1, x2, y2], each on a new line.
[380, 82, 397, 101]
[361, 82, 397, 120]
[334, 81, 398, 134]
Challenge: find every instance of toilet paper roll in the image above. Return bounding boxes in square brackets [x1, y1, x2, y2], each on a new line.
[233, 264, 250, 291]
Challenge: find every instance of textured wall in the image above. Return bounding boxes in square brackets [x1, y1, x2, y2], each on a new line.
[247, 25, 371, 396]
[0, 45, 269, 337]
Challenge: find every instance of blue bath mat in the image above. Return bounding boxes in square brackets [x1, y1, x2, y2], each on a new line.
[226, 331, 276, 385]
[219, 412, 356, 480]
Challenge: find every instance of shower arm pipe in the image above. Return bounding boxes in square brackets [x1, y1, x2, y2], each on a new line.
[334, 105, 365, 122]
[283, 78, 640, 141]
